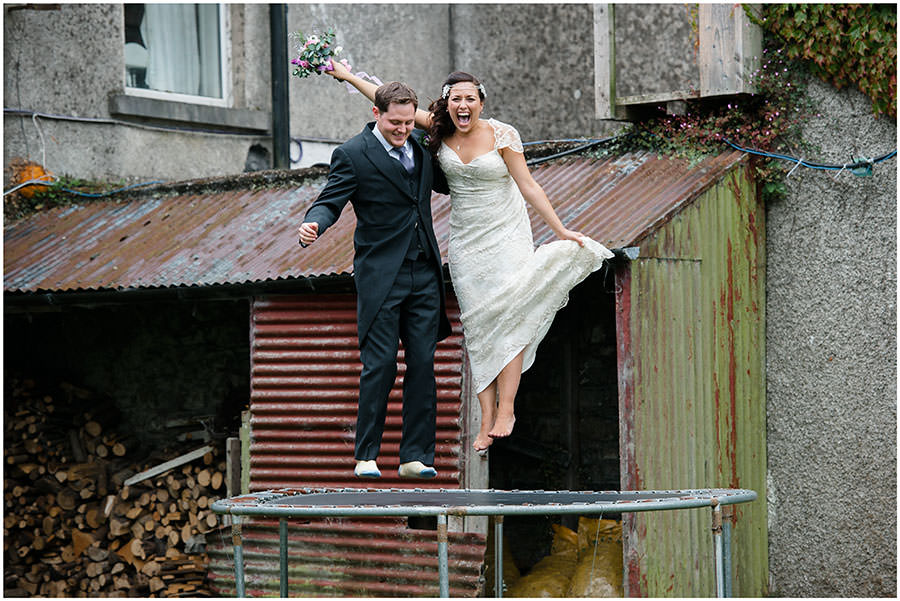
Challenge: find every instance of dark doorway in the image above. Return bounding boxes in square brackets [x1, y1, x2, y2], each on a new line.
[487, 270, 620, 571]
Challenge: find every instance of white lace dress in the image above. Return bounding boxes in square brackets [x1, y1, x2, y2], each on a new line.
[438, 118, 614, 393]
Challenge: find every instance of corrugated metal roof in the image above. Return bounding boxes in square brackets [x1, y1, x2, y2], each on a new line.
[3, 151, 746, 295]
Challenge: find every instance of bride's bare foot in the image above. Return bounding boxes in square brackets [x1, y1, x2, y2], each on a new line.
[488, 414, 516, 439]
[473, 430, 493, 453]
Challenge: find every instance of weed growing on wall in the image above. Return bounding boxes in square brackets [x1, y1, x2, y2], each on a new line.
[590, 37, 818, 202]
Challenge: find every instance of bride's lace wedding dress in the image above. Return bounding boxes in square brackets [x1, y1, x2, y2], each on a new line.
[438, 118, 614, 394]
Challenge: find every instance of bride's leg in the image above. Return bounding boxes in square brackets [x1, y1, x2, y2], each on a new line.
[489, 350, 525, 438]
[474, 382, 497, 452]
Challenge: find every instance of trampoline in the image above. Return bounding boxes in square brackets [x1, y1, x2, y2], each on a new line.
[212, 487, 757, 597]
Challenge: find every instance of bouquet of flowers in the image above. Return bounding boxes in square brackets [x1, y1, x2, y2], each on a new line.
[291, 27, 350, 78]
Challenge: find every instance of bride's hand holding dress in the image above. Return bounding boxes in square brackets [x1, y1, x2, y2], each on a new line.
[500, 146, 589, 247]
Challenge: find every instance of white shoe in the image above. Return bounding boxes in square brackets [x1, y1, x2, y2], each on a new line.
[354, 460, 381, 478]
[398, 461, 437, 479]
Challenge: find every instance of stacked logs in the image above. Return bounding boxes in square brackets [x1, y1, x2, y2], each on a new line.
[4, 375, 228, 597]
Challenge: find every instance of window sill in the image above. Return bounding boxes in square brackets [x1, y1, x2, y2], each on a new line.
[109, 94, 270, 134]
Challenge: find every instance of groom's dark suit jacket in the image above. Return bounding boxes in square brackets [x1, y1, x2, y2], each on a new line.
[303, 123, 451, 345]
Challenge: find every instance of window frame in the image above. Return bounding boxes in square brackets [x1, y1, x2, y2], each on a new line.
[123, 3, 232, 108]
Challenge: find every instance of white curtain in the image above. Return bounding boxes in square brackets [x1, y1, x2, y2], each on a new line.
[195, 4, 222, 98]
[141, 4, 221, 98]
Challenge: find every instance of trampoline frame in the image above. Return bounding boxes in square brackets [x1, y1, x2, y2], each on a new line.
[211, 487, 757, 598]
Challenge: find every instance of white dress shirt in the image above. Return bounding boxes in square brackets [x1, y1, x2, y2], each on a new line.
[372, 125, 414, 166]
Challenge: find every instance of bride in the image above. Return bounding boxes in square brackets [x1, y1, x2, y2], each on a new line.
[327, 64, 613, 453]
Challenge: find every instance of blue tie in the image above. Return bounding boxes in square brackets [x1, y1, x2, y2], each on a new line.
[392, 147, 414, 174]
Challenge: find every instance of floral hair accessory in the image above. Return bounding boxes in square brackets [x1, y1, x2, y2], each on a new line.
[442, 82, 486, 99]
[291, 27, 349, 78]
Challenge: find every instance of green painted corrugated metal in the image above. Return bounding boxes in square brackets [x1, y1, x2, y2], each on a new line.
[617, 162, 767, 596]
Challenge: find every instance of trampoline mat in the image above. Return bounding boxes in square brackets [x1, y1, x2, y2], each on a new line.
[223, 488, 747, 509]
[277, 490, 681, 507]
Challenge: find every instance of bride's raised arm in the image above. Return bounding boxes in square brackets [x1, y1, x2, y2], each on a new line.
[327, 60, 432, 129]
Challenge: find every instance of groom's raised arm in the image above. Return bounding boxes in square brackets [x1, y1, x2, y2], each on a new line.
[300, 147, 357, 245]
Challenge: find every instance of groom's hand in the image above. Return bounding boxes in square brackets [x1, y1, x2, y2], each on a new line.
[298, 222, 319, 247]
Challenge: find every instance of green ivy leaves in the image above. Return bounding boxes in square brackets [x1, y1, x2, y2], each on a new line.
[748, 4, 896, 118]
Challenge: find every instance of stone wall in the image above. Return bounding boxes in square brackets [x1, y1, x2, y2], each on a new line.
[4, 300, 250, 449]
[4, 3, 629, 181]
[286, 3, 451, 145]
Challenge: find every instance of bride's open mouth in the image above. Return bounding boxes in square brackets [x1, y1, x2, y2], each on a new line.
[456, 111, 471, 126]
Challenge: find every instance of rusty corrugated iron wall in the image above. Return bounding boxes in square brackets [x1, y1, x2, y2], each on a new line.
[207, 517, 485, 597]
[248, 294, 465, 489]
[616, 162, 767, 596]
[207, 292, 486, 596]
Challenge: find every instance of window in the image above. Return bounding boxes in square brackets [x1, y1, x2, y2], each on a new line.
[124, 4, 228, 105]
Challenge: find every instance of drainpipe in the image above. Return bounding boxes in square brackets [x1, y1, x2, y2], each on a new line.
[269, 4, 290, 169]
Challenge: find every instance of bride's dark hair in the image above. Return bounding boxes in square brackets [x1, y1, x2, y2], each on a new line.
[426, 71, 485, 155]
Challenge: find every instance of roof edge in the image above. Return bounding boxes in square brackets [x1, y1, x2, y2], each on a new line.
[3, 273, 356, 310]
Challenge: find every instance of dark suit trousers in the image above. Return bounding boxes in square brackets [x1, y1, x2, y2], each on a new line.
[355, 256, 440, 465]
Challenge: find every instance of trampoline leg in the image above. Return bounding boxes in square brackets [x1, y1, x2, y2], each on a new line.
[437, 514, 449, 597]
[232, 516, 245, 598]
[494, 515, 504, 598]
[723, 506, 733, 598]
[711, 500, 724, 598]
[279, 518, 288, 597]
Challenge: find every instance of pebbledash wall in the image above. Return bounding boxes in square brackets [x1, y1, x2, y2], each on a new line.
[3, 4, 622, 182]
[764, 78, 897, 597]
[3, 4, 274, 181]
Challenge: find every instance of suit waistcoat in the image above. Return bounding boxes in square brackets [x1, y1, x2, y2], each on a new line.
[401, 147, 431, 260]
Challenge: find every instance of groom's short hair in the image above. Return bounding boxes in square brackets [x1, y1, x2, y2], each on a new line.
[374, 82, 418, 112]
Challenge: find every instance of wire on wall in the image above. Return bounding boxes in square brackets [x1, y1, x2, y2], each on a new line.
[723, 139, 896, 177]
[4, 108, 264, 138]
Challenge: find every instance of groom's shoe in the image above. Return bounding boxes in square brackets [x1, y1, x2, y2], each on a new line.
[398, 461, 437, 479]
[354, 460, 381, 478]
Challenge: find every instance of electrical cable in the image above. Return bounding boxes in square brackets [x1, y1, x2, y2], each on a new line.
[7, 107, 893, 196]
[4, 107, 265, 138]
[3, 177, 54, 197]
[3, 174, 163, 198]
[526, 134, 629, 166]
[523, 138, 613, 146]
[57, 180, 164, 198]
[723, 139, 896, 172]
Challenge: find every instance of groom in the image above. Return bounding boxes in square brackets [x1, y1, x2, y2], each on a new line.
[298, 82, 451, 479]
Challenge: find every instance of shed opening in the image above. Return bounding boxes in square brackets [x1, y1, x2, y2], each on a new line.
[485, 271, 620, 572]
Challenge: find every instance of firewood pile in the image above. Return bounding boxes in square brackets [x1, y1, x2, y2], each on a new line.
[4, 375, 231, 597]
